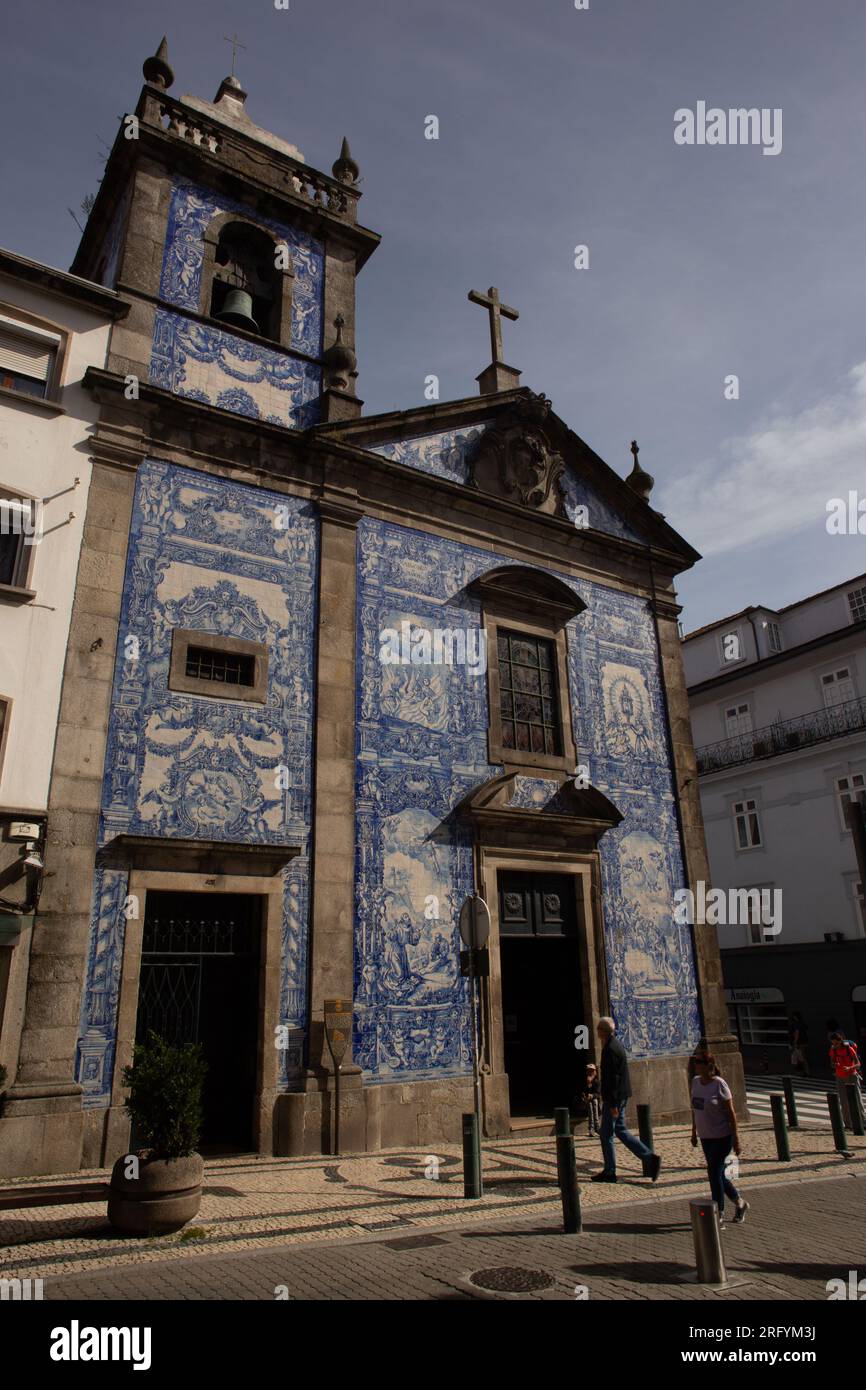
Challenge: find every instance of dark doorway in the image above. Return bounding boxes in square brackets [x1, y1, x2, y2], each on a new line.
[498, 871, 583, 1115]
[135, 891, 261, 1152]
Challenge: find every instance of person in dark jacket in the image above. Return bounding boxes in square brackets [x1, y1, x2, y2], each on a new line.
[592, 1016, 661, 1183]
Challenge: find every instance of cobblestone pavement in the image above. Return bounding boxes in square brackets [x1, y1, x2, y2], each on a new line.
[1, 1118, 863, 1285]
[26, 1171, 866, 1301]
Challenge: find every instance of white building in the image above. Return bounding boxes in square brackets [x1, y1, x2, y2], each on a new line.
[682, 573, 866, 1074]
[0, 248, 126, 1083]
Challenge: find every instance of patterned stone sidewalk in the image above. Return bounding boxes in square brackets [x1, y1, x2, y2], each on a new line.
[1, 1118, 863, 1283]
[25, 1171, 866, 1302]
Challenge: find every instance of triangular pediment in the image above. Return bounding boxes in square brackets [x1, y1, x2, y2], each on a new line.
[315, 388, 698, 565]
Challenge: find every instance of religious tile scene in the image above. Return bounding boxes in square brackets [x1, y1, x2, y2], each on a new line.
[0, 1, 864, 1341]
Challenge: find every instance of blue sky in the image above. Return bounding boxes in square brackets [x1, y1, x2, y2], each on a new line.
[3, 0, 865, 630]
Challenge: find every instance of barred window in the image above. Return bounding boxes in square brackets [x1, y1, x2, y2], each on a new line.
[184, 646, 255, 687]
[497, 630, 562, 756]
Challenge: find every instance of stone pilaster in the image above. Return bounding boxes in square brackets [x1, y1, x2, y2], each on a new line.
[280, 494, 364, 1154]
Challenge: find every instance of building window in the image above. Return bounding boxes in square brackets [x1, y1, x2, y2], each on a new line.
[733, 798, 762, 849]
[208, 222, 283, 341]
[0, 311, 63, 401]
[848, 586, 866, 624]
[184, 645, 256, 688]
[725, 702, 752, 738]
[0, 491, 38, 593]
[470, 566, 582, 775]
[766, 621, 783, 653]
[821, 666, 856, 708]
[854, 881, 866, 935]
[168, 630, 268, 704]
[731, 1001, 788, 1046]
[837, 773, 866, 831]
[719, 628, 744, 664]
[497, 630, 561, 756]
[744, 887, 777, 944]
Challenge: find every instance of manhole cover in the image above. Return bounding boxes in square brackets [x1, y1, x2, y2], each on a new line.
[469, 1266, 554, 1293]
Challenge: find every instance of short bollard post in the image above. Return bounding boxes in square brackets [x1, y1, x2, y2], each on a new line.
[846, 1082, 865, 1137]
[826, 1092, 851, 1155]
[462, 1112, 483, 1198]
[689, 1198, 727, 1285]
[782, 1075, 799, 1129]
[554, 1106, 572, 1139]
[770, 1093, 791, 1161]
[556, 1132, 582, 1234]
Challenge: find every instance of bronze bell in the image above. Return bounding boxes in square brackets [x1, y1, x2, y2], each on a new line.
[217, 288, 259, 334]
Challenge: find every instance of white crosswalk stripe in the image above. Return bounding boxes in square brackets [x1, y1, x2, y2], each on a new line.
[745, 1074, 861, 1127]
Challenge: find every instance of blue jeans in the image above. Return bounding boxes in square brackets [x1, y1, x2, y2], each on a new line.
[700, 1135, 740, 1217]
[600, 1102, 653, 1174]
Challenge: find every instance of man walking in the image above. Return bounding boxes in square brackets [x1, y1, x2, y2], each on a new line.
[592, 1016, 661, 1184]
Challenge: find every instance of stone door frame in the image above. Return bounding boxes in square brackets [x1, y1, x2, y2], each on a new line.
[108, 868, 284, 1160]
[477, 847, 609, 1129]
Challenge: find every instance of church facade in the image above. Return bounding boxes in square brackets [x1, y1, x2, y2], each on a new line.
[0, 41, 741, 1176]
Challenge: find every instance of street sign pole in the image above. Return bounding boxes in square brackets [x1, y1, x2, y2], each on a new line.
[323, 998, 351, 1159]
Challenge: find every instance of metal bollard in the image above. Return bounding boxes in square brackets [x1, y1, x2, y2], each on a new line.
[689, 1198, 727, 1285]
[770, 1093, 791, 1161]
[462, 1112, 483, 1198]
[782, 1075, 799, 1129]
[554, 1105, 572, 1138]
[556, 1132, 582, 1234]
[826, 1092, 851, 1156]
[846, 1082, 865, 1137]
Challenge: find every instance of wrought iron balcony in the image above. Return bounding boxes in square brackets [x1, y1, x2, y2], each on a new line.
[696, 696, 866, 774]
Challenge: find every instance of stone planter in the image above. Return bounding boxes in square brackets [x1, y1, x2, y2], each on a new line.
[107, 1153, 203, 1236]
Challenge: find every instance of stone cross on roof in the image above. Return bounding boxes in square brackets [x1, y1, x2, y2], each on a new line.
[468, 286, 522, 396]
[223, 32, 246, 77]
[468, 285, 519, 365]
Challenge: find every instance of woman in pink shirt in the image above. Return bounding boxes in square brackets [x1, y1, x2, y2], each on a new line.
[690, 1052, 749, 1229]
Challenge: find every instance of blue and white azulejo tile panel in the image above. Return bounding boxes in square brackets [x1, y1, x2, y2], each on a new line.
[75, 460, 318, 1104]
[354, 518, 700, 1078]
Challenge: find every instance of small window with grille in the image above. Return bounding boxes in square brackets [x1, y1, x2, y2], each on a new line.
[169, 630, 268, 703]
[184, 645, 255, 687]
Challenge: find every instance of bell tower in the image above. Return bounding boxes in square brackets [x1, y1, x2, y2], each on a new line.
[71, 38, 380, 425]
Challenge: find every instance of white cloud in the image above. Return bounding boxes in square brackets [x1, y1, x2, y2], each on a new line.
[663, 362, 866, 556]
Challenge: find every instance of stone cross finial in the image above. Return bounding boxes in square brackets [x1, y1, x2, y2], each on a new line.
[630, 439, 639, 463]
[223, 32, 247, 77]
[468, 286, 519, 365]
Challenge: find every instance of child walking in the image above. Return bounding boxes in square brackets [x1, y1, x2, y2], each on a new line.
[582, 1063, 601, 1137]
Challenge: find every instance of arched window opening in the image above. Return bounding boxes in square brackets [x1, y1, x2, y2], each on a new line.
[209, 222, 280, 340]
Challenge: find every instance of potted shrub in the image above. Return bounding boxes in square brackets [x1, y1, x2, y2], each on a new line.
[108, 1032, 208, 1237]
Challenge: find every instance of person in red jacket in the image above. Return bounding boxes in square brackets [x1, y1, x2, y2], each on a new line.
[829, 1031, 863, 1131]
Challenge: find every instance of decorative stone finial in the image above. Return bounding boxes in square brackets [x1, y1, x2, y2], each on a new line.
[322, 314, 357, 389]
[332, 137, 360, 185]
[143, 36, 174, 91]
[626, 439, 654, 501]
[213, 74, 248, 109]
